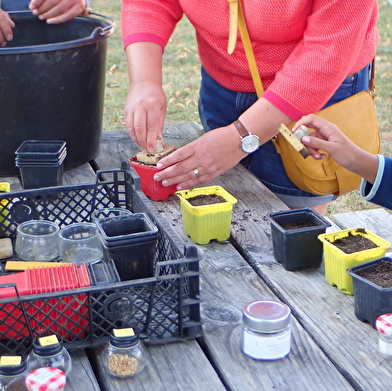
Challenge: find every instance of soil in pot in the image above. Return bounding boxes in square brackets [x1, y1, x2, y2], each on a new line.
[355, 259, 392, 288]
[187, 194, 226, 206]
[279, 219, 325, 231]
[327, 228, 378, 254]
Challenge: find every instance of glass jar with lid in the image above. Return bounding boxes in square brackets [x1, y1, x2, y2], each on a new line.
[103, 327, 147, 378]
[0, 355, 28, 391]
[242, 299, 291, 360]
[25, 368, 65, 391]
[376, 313, 392, 359]
[26, 335, 72, 376]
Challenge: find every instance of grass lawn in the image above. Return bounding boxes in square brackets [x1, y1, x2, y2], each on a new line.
[92, 0, 392, 216]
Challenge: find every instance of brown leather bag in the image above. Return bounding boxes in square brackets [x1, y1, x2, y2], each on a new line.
[228, 0, 380, 196]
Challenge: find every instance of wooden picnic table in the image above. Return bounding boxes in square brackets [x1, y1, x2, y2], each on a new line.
[2, 122, 392, 391]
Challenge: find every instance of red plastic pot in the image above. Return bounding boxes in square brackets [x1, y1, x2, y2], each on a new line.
[129, 158, 178, 201]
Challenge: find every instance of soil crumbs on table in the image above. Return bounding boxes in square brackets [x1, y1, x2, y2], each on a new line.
[356, 259, 392, 288]
[328, 229, 378, 254]
[187, 194, 226, 206]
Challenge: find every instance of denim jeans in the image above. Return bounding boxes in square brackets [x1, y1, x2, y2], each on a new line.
[198, 63, 372, 207]
[1, 1, 30, 11]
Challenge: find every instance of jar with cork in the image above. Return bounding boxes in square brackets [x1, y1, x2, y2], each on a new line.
[26, 335, 72, 376]
[0, 355, 28, 391]
[103, 327, 147, 378]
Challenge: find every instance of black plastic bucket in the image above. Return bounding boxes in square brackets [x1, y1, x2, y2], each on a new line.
[0, 11, 114, 175]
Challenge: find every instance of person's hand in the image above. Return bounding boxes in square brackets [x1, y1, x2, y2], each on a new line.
[293, 114, 378, 184]
[0, 9, 15, 47]
[29, 0, 88, 24]
[154, 124, 247, 190]
[124, 81, 167, 152]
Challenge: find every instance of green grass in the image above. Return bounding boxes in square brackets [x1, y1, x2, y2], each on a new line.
[93, 0, 392, 216]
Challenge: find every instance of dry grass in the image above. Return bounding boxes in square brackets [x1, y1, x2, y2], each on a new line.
[93, 0, 392, 216]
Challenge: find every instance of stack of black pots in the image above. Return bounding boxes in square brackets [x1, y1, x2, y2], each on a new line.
[15, 140, 67, 189]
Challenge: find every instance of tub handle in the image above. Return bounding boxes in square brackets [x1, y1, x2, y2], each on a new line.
[88, 11, 115, 36]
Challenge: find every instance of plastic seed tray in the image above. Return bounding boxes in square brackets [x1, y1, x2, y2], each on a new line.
[0, 164, 202, 355]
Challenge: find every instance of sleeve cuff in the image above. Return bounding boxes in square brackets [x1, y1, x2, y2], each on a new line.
[360, 154, 384, 200]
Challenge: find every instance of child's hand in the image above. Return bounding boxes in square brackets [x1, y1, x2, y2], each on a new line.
[0, 9, 15, 47]
[293, 114, 378, 184]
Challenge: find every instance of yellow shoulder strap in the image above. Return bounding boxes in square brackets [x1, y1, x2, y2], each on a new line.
[227, 0, 264, 97]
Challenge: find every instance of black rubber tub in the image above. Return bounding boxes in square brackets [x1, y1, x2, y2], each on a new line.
[0, 11, 114, 175]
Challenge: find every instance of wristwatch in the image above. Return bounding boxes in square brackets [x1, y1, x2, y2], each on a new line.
[233, 120, 260, 153]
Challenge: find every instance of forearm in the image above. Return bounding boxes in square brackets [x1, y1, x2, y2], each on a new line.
[348, 148, 378, 184]
[126, 42, 163, 86]
[239, 97, 293, 145]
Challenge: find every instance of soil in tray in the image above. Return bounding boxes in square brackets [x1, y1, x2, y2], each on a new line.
[356, 259, 392, 288]
[328, 229, 378, 254]
[186, 194, 226, 206]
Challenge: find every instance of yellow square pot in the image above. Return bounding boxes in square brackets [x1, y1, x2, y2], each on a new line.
[176, 186, 237, 244]
[318, 227, 391, 295]
[0, 182, 10, 228]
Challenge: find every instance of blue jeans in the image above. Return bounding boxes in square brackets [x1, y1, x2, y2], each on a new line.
[1, 1, 30, 11]
[198, 64, 372, 207]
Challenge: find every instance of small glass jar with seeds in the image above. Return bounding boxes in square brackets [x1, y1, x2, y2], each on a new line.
[103, 328, 147, 378]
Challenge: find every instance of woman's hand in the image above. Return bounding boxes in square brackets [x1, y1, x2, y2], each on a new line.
[154, 123, 247, 190]
[0, 10, 15, 47]
[124, 81, 167, 152]
[29, 0, 87, 24]
[294, 114, 378, 184]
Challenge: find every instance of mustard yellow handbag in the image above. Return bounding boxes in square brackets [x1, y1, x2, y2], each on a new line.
[227, 0, 380, 196]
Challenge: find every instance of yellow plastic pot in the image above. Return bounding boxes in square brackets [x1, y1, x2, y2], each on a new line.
[0, 182, 10, 228]
[318, 227, 391, 295]
[176, 186, 237, 244]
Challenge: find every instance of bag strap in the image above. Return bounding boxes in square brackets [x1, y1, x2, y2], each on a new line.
[227, 0, 264, 97]
[227, 0, 375, 99]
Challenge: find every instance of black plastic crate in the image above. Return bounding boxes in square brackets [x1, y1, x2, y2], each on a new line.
[0, 166, 202, 355]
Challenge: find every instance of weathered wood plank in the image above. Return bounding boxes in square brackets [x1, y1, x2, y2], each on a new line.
[94, 127, 353, 390]
[331, 209, 392, 244]
[90, 341, 226, 391]
[67, 349, 101, 391]
[218, 185, 392, 388]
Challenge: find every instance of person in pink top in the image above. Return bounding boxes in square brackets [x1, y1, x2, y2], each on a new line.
[121, 0, 379, 215]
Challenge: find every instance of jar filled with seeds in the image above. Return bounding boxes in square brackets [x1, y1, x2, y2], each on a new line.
[103, 328, 147, 378]
[0, 356, 28, 391]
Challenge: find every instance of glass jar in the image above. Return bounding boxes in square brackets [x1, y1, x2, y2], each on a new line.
[25, 368, 65, 391]
[103, 328, 147, 378]
[27, 336, 72, 376]
[376, 313, 392, 359]
[242, 299, 291, 360]
[0, 356, 28, 391]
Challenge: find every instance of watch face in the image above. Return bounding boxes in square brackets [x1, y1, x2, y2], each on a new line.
[241, 135, 260, 153]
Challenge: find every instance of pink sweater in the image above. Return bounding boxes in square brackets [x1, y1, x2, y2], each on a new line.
[122, 0, 379, 120]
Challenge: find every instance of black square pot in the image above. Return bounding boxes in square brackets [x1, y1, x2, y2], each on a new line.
[17, 162, 65, 189]
[96, 213, 159, 281]
[268, 208, 331, 271]
[347, 257, 392, 328]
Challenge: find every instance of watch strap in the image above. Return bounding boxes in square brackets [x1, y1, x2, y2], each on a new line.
[233, 120, 250, 139]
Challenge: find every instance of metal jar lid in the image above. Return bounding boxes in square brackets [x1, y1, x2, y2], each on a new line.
[242, 299, 291, 332]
